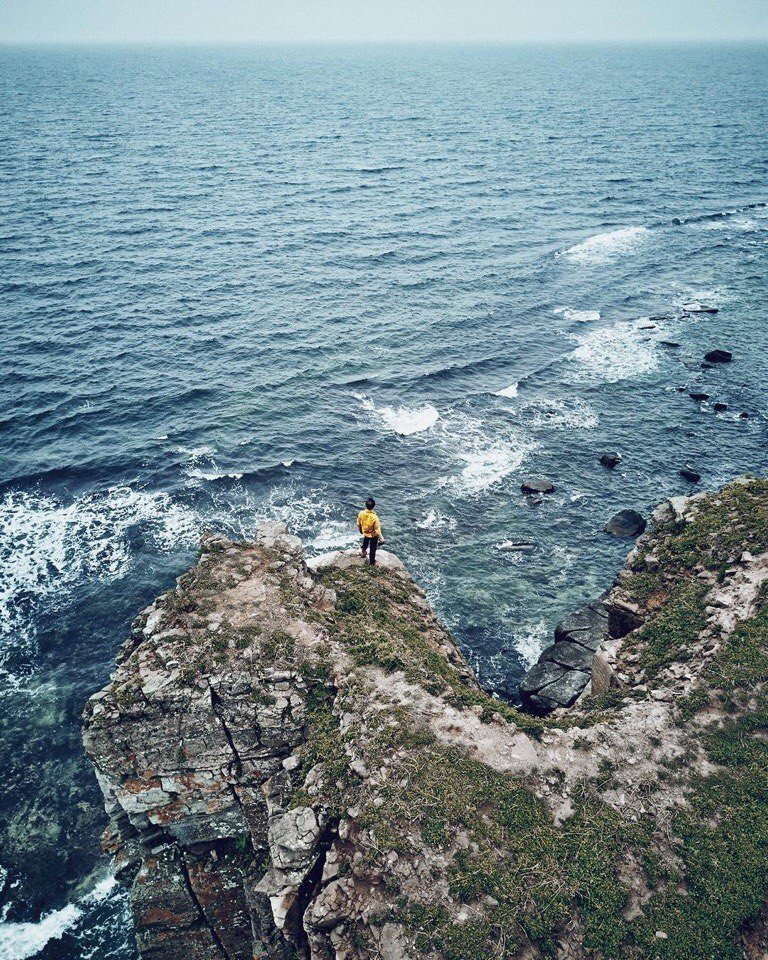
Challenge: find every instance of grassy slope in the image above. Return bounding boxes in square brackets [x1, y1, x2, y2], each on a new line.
[300, 480, 768, 959]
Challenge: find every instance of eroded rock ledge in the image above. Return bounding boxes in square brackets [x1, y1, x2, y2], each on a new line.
[84, 480, 768, 960]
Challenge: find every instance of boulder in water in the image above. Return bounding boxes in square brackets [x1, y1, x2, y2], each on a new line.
[520, 478, 555, 494]
[713, 402, 728, 412]
[704, 349, 732, 363]
[680, 467, 701, 483]
[605, 509, 647, 538]
[689, 391, 710, 402]
[660, 340, 680, 349]
[599, 452, 622, 469]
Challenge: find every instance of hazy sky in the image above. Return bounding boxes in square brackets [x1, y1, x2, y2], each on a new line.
[1, 0, 767, 45]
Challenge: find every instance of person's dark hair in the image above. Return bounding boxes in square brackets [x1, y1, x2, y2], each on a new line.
[365, 497, 375, 510]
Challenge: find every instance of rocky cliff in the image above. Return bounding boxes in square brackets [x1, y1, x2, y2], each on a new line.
[83, 479, 768, 960]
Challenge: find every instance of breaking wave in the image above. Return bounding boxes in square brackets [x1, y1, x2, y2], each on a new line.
[436, 412, 538, 496]
[560, 226, 650, 264]
[361, 398, 440, 435]
[0, 487, 199, 685]
[553, 306, 601, 323]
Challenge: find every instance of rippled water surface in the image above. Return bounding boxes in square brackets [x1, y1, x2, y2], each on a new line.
[0, 43, 767, 957]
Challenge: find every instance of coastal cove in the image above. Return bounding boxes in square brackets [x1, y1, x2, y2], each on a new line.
[0, 42, 767, 958]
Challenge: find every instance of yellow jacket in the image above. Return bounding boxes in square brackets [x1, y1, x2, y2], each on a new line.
[357, 509, 382, 539]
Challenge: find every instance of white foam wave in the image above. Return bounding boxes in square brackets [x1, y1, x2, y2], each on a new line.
[701, 216, 762, 233]
[521, 396, 599, 430]
[568, 319, 660, 383]
[553, 306, 601, 323]
[310, 520, 359, 551]
[0, 876, 121, 960]
[494, 382, 519, 398]
[561, 226, 649, 264]
[437, 412, 537, 495]
[414, 509, 457, 531]
[513, 619, 549, 668]
[0, 487, 199, 683]
[0, 902, 82, 960]
[187, 469, 244, 482]
[361, 398, 440, 435]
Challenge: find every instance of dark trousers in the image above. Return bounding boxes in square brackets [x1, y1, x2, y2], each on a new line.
[361, 536, 379, 565]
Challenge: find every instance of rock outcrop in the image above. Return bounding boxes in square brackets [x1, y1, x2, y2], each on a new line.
[84, 481, 768, 960]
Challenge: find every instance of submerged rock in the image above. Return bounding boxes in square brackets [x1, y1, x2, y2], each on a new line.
[605, 509, 647, 538]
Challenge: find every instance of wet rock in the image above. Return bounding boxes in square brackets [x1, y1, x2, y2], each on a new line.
[689, 391, 710, 402]
[520, 663, 590, 714]
[680, 467, 701, 484]
[713, 402, 728, 412]
[599, 452, 622, 469]
[495, 539, 537, 553]
[520, 478, 555, 494]
[740, 412, 750, 419]
[660, 340, 680, 348]
[541, 670, 591, 708]
[520, 602, 608, 715]
[683, 303, 718, 313]
[605, 509, 647, 538]
[704, 349, 732, 363]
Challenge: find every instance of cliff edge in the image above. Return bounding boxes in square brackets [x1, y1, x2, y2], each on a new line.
[83, 479, 768, 960]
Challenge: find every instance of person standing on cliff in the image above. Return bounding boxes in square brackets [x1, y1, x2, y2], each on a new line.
[358, 497, 384, 565]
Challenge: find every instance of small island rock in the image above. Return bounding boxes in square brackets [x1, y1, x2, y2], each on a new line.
[521, 478, 555, 494]
[704, 349, 732, 363]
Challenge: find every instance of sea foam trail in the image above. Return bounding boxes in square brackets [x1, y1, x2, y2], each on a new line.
[567, 318, 661, 383]
[361, 398, 440, 435]
[561, 226, 650, 264]
[436, 412, 538, 496]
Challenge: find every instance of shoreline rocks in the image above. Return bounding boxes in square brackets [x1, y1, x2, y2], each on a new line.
[605, 509, 647, 538]
[82, 480, 768, 960]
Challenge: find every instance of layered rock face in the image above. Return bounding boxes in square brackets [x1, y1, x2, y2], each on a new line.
[84, 480, 768, 960]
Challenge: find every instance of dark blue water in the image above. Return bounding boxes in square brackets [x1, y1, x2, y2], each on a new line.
[0, 43, 766, 957]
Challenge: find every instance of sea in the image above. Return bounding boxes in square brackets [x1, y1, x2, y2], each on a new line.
[0, 43, 766, 958]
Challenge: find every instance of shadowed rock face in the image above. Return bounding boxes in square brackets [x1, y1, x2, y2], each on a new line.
[84, 482, 768, 960]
